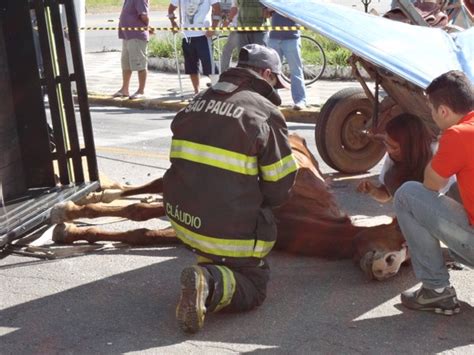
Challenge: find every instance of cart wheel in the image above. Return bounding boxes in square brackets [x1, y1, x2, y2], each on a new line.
[315, 87, 385, 174]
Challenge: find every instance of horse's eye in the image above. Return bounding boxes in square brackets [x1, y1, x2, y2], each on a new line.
[386, 254, 396, 266]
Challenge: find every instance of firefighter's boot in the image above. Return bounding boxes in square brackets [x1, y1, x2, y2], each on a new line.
[176, 266, 211, 333]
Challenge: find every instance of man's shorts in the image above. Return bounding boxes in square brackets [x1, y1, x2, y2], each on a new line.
[182, 35, 217, 75]
[121, 38, 148, 71]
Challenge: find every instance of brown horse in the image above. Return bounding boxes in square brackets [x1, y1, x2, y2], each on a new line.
[51, 134, 408, 280]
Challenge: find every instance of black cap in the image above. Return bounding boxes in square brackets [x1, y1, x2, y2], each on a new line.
[237, 44, 289, 89]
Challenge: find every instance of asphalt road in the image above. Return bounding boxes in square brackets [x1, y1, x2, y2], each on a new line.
[1, 107, 474, 354]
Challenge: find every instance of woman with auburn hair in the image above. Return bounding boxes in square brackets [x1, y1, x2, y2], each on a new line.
[357, 113, 435, 203]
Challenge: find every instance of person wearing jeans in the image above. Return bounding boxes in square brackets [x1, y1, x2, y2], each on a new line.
[219, 31, 239, 72]
[229, 0, 267, 49]
[219, 4, 239, 72]
[266, 11, 306, 110]
[393, 70, 474, 316]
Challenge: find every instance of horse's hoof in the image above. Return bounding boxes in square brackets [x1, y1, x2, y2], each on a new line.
[52, 223, 74, 244]
[100, 189, 123, 203]
[50, 201, 75, 224]
[75, 189, 123, 204]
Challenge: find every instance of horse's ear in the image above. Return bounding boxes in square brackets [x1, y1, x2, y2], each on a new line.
[288, 133, 306, 150]
[390, 217, 402, 232]
[359, 250, 376, 280]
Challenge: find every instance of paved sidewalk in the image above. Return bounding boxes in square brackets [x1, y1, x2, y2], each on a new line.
[84, 51, 360, 122]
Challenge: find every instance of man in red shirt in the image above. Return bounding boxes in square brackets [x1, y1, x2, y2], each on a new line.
[394, 70, 474, 315]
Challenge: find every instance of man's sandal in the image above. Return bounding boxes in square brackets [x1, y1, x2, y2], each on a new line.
[112, 91, 128, 98]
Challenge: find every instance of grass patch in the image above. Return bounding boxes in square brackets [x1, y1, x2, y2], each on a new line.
[86, 0, 169, 13]
[302, 31, 352, 66]
[149, 34, 182, 58]
[148, 32, 352, 66]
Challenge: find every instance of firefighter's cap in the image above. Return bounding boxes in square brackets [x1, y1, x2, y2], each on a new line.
[237, 44, 289, 89]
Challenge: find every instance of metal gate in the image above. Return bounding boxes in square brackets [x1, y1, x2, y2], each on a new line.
[0, 0, 99, 248]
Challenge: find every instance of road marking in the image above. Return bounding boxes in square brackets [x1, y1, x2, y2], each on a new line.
[0, 327, 19, 336]
[93, 127, 172, 146]
[96, 146, 169, 160]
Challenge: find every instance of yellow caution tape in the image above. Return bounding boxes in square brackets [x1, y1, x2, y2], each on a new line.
[78, 25, 305, 32]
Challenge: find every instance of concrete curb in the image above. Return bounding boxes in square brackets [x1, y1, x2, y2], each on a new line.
[147, 57, 370, 81]
[87, 93, 320, 124]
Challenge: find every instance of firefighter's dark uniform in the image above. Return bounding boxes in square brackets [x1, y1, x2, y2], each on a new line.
[163, 67, 297, 313]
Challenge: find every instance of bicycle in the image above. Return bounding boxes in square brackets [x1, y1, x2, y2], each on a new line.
[212, 34, 327, 86]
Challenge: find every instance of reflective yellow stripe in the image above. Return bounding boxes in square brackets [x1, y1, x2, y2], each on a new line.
[170, 220, 275, 258]
[253, 240, 276, 258]
[214, 265, 236, 312]
[170, 139, 258, 176]
[260, 154, 298, 182]
[196, 256, 213, 264]
[171, 220, 254, 257]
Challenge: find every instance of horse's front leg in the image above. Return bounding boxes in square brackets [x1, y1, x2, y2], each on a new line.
[120, 177, 163, 196]
[50, 201, 165, 223]
[76, 177, 164, 205]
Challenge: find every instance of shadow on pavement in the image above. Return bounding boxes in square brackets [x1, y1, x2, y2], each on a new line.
[1, 245, 473, 353]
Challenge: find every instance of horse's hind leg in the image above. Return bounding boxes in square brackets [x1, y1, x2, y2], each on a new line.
[53, 224, 178, 245]
[50, 201, 165, 223]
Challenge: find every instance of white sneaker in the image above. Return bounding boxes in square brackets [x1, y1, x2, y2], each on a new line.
[293, 103, 306, 111]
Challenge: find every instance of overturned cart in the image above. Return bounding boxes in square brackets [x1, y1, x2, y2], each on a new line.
[0, 0, 99, 248]
[262, 0, 474, 173]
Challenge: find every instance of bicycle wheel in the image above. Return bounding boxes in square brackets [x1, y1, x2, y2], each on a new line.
[281, 35, 327, 87]
[212, 34, 239, 73]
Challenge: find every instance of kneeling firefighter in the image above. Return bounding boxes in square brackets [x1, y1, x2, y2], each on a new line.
[163, 44, 298, 333]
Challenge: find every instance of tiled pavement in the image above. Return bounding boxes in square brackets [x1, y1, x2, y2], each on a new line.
[84, 51, 360, 108]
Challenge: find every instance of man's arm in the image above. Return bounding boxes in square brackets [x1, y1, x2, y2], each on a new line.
[206, 2, 222, 37]
[356, 180, 392, 203]
[223, 5, 238, 27]
[139, 14, 149, 26]
[262, 7, 274, 19]
[135, 0, 150, 28]
[424, 161, 450, 192]
[168, 4, 179, 33]
[168, 3, 178, 16]
[228, 5, 238, 23]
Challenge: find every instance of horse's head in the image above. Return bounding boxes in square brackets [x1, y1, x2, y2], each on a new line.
[352, 218, 409, 281]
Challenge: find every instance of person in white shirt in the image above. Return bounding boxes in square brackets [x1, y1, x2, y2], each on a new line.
[168, 0, 221, 94]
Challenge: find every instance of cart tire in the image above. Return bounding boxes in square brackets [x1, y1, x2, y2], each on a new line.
[315, 87, 385, 174]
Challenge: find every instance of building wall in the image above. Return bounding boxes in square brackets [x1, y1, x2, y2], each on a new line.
[0, 25, 26, 201]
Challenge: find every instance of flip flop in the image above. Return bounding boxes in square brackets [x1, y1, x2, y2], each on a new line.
[112, 91, 128, 98]
[129, 92, 146, 100]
